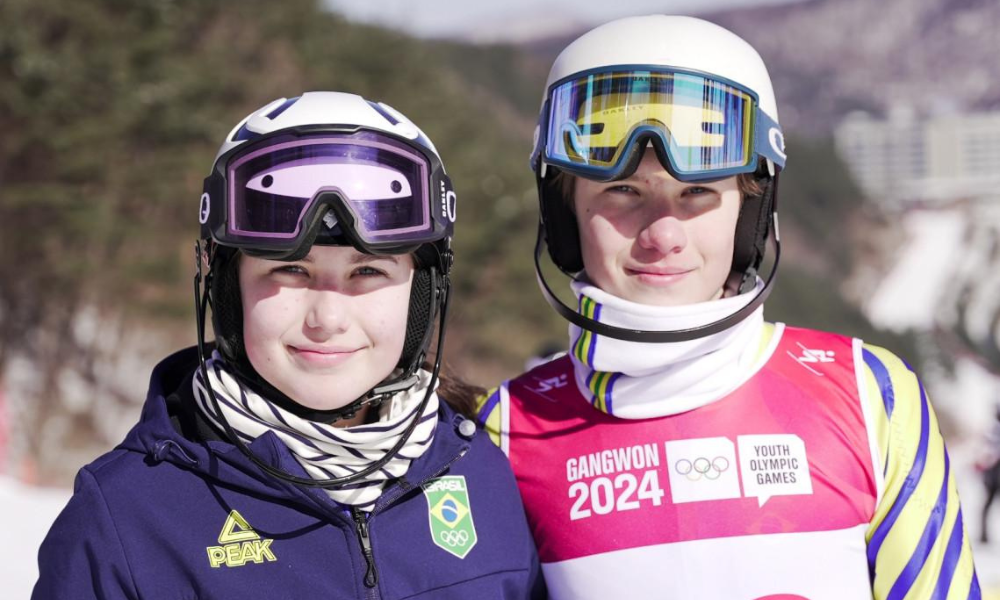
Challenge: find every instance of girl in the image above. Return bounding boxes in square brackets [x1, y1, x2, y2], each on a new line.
[34, 91, 544, 599]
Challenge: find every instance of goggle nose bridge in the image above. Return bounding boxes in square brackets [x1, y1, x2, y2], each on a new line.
[598, 126, 690, 182]
[295, 188, 374, 245]
[308, 189, 429, 256]
[235, 190, 355, 262]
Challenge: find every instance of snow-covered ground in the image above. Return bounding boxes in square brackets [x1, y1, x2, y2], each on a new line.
[865, 209, 967, 334]
[1, 475, 70, 599]
[951, 444, 1000, 593]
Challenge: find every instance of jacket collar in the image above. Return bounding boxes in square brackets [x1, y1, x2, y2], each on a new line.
[123, 346, 473, 518]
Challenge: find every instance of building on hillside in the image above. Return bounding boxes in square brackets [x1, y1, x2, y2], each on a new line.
[834, 107, 1000, 205]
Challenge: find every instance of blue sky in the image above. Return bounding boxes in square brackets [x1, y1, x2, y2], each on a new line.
[322, 0, 803, 42]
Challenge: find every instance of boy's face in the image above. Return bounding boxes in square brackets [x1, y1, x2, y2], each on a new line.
[572, 151, 742, 307]
[239, 246, 413, 420]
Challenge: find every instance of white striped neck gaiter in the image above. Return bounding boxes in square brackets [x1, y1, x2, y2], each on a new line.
[569, 278, 765, 419]
[192, 352, 438, 511]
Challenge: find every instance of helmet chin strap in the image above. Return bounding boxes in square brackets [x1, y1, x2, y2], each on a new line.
[193, 240, 451, 489]
[532, 220, 779, 343]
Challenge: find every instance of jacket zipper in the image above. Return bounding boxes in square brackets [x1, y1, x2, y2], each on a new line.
[347, 447, 469, 595]
[351, 507, 379, 591]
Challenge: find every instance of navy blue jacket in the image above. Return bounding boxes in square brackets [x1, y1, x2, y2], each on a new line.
[33, 347, 544, 599]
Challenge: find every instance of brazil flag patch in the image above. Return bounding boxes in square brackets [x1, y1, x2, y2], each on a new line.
[422, 475, 478, 559]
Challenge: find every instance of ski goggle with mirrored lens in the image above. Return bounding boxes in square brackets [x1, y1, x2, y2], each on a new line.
[533, 66, 786, 182]
[200, 130, 455, 259]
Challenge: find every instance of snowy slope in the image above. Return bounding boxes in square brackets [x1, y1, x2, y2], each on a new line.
[865, 210, 966, 334]
[950, 442, 1000, 592]
[1, 475, 70, 599]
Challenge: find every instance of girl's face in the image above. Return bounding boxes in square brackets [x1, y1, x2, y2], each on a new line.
[239, 246, 414, 418]
[573, 151, 742, 306]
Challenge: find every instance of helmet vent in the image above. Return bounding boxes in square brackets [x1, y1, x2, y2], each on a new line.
[366, 101, 400, 125]
[231, 123, 257, 142]
[265, 96, 301, 120]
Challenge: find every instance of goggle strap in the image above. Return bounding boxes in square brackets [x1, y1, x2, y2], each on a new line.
[755, 109, 786, 169]
[530, 100, 548, 172]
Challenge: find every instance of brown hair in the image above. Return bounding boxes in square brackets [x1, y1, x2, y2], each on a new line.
[437, 374, 484, 420]
[421, 361, 484, 420]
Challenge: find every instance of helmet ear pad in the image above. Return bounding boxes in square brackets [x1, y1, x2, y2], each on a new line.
[539, 169, 585, 274]
[732, 167, 778, 292]
[208, 247, 247, 368]
[207, 248, 305, 412]
[400, 262, 438, 374]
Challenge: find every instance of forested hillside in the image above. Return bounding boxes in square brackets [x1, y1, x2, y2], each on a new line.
[0, 0, 907, 481]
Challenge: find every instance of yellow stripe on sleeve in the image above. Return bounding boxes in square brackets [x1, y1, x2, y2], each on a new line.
[861, 343, 979, 599]
[475, 386, 504, 449]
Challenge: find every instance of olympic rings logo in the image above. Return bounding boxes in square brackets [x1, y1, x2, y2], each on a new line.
[439, 530, 470, 547]
[674, 456, 730, 481]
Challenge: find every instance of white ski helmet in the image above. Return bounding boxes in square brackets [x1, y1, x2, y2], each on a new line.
[214, 92, 443, 167]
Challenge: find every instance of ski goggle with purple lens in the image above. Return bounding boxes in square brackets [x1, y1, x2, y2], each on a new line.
[201, 130, 455, 259]
[533, 66, 786, 182]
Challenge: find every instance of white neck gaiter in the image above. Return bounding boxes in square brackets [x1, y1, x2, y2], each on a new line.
[569, 279, 765, 419]
[192, 352, 438, 511]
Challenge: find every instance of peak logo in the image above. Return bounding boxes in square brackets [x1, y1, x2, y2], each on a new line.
[206, 510, 277, 568]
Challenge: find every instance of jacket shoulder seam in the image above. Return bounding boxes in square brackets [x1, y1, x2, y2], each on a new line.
[78, 467, 141, 597]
